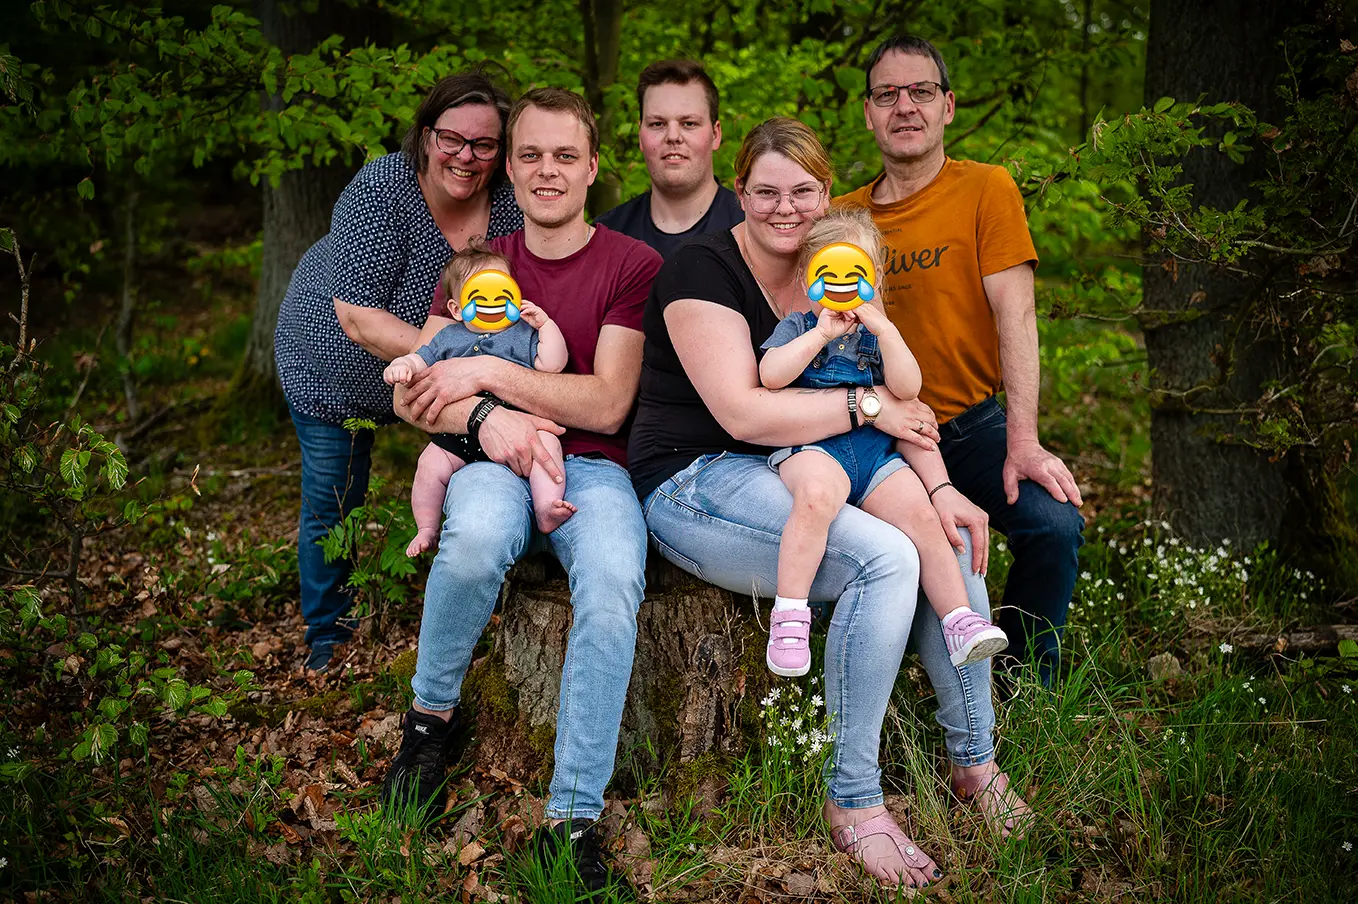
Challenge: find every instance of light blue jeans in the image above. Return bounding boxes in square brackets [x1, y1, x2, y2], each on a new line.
[410, 455, 648, 821]
[643, 453, 996, 809]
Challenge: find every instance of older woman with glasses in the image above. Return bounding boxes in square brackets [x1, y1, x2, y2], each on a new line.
[274, 70, 523, 673]
[628, 116, 1029, 890]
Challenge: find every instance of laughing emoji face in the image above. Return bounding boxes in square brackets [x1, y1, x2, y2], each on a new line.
[459, 269, 522, 332]
[806, 243, 876, 311]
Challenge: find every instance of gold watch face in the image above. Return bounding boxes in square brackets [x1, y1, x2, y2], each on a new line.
[861, 393, 882, 418]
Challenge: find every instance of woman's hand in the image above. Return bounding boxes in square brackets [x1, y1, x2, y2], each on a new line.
[404, 357, 501, 425]
[477, 407, 566, 481]
[875, 392, 941, 451]
[929, 485, 990, 574]
[815, 307, 857, 341]
[518, 300, 552, 330]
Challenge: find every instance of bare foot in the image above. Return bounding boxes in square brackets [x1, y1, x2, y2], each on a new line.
[951, 762, 1033, 839]
[406, 528, 438, 558]
[534, 499, 577, 533]
[823, 799, 942, 890]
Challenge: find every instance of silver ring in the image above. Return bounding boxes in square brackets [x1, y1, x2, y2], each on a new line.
[917, 419, 925, 431]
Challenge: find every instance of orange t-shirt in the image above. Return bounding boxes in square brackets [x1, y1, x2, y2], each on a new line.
[833, 159, 1037, 423]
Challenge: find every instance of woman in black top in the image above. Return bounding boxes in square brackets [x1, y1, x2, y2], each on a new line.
[629, 118, 1030, 889]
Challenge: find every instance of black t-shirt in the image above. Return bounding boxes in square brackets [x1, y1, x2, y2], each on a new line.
[596, 184, 745, 259]
[628, 230, 782, 499]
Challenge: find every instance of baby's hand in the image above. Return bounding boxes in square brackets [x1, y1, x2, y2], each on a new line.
[384, 359, 414, 385]
[853, 303, 895, 337]
[816, 307, 857, 341]
[518, 300, 551, 330]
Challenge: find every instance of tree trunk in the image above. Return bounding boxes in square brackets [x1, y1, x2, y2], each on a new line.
[226, 0, 390, 416]
[462, 555, 769, 809]
[579, 0, 623, 217]
[115, 188, 140, 428]
[1141, 1, 1303, 552]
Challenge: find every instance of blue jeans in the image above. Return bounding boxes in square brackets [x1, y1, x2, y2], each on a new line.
[289, 405, 374, 648]
[643, 453, 997, 810]
[939, 397, 1085, 685]
[411, 456, 648, 822]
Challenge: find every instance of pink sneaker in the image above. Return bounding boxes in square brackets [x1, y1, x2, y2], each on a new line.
[766, 607, 812, 677]
[943, 609, 1008, 667]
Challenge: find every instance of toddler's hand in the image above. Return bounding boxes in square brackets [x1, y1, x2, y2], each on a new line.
[816, 307, 857, 341]
[853, 303, 895, 336]
[519, 300, 551, 330]
[384, 360, 413, 385]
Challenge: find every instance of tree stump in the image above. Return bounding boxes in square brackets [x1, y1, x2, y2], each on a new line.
[461, 554, 769, 805]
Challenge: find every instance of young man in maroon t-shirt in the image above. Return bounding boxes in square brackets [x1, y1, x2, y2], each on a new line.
[382, 88, 661, 892]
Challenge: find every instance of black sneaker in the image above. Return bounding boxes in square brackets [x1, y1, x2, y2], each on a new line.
[533, 818, 631, 899]
[380, 709, 462, 822]
[304, 641, 337, 673]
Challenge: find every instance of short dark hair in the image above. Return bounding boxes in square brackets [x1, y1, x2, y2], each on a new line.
[863, 35, 951, 96]
[507, 87, 600, 158]
[402, 68, 513, 188]
[636, 59, 720, 124]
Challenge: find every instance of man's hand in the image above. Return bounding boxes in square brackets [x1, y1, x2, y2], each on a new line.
[477, 407, 566, 481]
[930, 485, 990, 575]
[518, 300, 552, 330]
[404, 356, 500, 426]
[1003, 439, 1083, 506]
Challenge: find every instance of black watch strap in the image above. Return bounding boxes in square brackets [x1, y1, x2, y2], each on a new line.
[466, 397, 501, 443]
[847, 387, 859, 429]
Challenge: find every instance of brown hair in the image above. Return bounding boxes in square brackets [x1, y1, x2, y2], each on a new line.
[507, 87, 600, 157]
[401, 68, 514, 187]
[797, 207, 886, 292]
[733, 116, 833, 187]
[636, 59, 720, 123]
[440, 238, 513, 303]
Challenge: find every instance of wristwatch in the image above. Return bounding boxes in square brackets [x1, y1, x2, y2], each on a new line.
[860, 387, 882, 424]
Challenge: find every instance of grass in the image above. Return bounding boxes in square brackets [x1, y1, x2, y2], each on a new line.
[3, 285, 1357, 901]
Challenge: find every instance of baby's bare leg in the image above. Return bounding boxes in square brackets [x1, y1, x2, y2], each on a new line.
[408, 444, 464, 557]
[775, 451, 852, 599]
[859, 466, 971, 619]
[529, 431, 575, 533]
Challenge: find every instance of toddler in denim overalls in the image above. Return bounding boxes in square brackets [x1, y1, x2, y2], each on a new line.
[757, 208, 1008, 678]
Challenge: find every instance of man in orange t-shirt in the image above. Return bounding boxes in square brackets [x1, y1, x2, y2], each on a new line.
[836, 35, 1084, 690]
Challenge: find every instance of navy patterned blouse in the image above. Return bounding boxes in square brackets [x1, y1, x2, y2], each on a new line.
[274, 153, 523, 425]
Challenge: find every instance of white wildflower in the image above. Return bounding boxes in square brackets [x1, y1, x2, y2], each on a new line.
[1342, 685, 1352, 695]
[1258, 697, 1266, 705]
[811, 694, 823, 709]
[1080, 571, 1092, 581]
[1344, 841, 1353, 852]
[1219, 642, 1234, 654]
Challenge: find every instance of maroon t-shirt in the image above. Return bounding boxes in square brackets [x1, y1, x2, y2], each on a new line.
[430, 225, 661, 465]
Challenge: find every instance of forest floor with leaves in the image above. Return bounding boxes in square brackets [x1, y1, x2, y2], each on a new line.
[3, 299, 1358, 903]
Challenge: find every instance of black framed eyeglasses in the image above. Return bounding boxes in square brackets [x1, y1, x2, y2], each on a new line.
[429, 128, 501, 160]
[867, 81, 944, 107]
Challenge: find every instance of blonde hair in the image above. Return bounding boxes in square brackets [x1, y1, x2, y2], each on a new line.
[440, 237, 512, 301]
[797, 207, 886, 289]
[733, 116, 833, 187]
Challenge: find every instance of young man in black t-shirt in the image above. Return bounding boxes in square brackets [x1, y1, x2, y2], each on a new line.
[596, 59, 744, 258]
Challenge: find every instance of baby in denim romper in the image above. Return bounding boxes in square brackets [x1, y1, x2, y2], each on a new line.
[757, 208, 1007, 678]
[384, 242, 573, 556]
